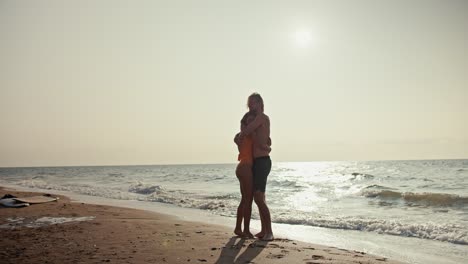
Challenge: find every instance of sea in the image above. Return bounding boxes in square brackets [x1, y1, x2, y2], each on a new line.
[1, 159, 467, 264]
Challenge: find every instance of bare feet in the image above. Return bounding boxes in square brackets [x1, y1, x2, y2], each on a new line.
[255, 231, 265, 238]
[242, 231, 254, 239]
[234, 229, 243, 237]
[260, 233, 274, 241]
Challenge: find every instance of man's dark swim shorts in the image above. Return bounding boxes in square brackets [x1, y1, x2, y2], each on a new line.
[253, 156, 271, 192]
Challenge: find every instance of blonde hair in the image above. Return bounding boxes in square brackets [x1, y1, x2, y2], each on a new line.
[240, 111, 256, 127]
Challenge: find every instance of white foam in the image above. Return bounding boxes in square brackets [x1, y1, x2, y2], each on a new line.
[2, 183, 467, 264]
[35, 216, 95, 225]
[0, 161, 468, 263]
[2, 181, 467, 244]
[274, 215, 468, 245]
[128, 182, 164, 195]
[0, 216, 95, 229]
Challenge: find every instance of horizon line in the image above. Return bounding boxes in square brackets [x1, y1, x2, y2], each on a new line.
[1, 158, 467, 169]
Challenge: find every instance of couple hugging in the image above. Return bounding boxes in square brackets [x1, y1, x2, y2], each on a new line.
[233, 93, 273, 241]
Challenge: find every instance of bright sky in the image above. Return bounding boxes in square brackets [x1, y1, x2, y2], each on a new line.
[1, 0, 467, 167]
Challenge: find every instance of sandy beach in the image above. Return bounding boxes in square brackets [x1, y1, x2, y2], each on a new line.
[0, 187, 405, 264]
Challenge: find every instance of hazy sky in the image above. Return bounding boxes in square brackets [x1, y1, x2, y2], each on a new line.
[1, 0, 467, 167]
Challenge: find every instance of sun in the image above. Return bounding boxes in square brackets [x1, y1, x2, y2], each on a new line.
[293, 30, 313, 48]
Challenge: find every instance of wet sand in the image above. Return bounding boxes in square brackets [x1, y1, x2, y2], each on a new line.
[0, 187, 405, 264]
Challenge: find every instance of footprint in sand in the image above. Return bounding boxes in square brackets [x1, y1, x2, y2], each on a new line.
[275, 238, 292, 242]
[311, 255, 325, 260]
[248, 243, 266, 248]
[266, 254, 285, 259]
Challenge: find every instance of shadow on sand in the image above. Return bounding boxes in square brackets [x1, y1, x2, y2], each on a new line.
[215, 236, 269, 264]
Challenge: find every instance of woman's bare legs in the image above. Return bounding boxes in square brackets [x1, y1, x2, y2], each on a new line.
[234, 183, 244, 236]
[241, 171, 254, 238]
[235, 163, 254, 238]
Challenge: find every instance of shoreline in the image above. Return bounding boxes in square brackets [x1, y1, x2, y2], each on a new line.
[0, 186, 405, 264]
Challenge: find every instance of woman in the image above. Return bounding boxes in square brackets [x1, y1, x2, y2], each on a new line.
[233, 111, 256, 238]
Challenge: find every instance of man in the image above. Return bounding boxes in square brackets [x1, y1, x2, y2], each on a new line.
[237, 92, 273, 241]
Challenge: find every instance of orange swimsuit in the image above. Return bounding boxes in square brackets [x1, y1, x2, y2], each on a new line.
[238, 136, 254, 164]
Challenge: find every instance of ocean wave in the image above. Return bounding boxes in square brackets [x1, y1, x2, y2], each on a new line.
[350, 172, 375, 180]
[361, 189, 468, 207]
[205, 194, 238, 200]
[274, 215, 468, 245]
[9, 180, 141, 200]
[363, 184, 393, 190]
[108, 173, 123, 177]
[128, 183, 164, 195]
[6, 179, 239, 215]
[274, 167, 295, 172]
[269, 179, 305, 189]
[198, 201, 227, 210]
[38, 172, 57, 176]
[145, 196, 174, 204]
[363, 190, 402, 199]
[4, 179, 467, 245]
